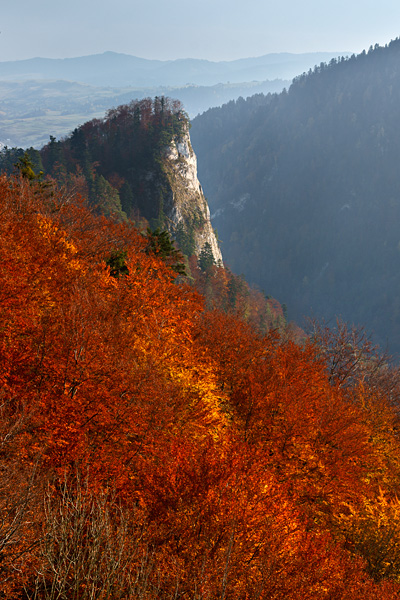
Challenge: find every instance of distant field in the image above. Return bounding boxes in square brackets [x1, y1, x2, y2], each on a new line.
[0, 111, 106, 149]
[0, 80, 132, 148]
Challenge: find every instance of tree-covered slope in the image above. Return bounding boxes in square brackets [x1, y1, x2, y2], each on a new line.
[3, 173, 400, 598]
[0, 97, 287, 333]
[191, 39, 400, 355]
[1, 97, 224, 262]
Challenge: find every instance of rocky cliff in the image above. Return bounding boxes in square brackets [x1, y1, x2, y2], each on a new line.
[35, 97, 222, 267]
[162, 126, 223, 266]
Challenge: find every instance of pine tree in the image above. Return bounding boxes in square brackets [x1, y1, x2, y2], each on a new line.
[198, 242, 215, 272]
[145, 228, 186, 276]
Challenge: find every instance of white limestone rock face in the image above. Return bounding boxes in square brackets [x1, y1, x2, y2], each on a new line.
[163, 127, 223, 266]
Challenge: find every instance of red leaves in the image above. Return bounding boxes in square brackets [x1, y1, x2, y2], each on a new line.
[2, 175, 400, 597]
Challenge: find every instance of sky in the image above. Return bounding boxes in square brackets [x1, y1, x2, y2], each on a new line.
[1, 0, 400, 62]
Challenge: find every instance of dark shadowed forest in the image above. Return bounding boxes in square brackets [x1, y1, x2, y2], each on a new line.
[192, 39, 400, 355]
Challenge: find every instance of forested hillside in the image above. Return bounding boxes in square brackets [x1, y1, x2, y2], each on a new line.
[3, 172, 400, 598]
[191, 38, 400, 355]
[1, 98, 199, 231]
[0, 97, 284, 332]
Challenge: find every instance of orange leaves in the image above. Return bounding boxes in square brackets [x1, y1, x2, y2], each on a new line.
[197, 310, 372, 531]
[0, 175, 226, 480]
[4, 175, 400, 596]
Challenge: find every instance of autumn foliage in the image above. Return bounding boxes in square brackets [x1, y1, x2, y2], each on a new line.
[2, 175, 400, 598]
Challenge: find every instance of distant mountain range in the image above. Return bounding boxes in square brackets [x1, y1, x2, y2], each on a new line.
[0, 50, 348, 148]
[0, 51, 350, 87]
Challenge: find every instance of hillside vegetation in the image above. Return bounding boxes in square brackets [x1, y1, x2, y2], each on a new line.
[191, 38, 400, 355]
[2, 171, 400, 598]
[0, 97, 286, 333]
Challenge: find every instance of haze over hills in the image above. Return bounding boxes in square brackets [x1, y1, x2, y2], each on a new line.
[0, 50, 346, 148]
[0, 78, 288, 149]
[191, 38, 400, 356]
[0, 51, 349, 87]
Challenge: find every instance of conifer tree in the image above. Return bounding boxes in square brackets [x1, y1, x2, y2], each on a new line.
[145, 227, 186, 276]
[198, 242, 215, 272]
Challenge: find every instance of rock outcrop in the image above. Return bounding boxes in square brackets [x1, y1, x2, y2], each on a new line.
[162, 126, 223, 266]
[36, 97, 221, 267]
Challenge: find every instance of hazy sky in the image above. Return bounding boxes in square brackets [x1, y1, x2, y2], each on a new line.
[2, 0, 400, 62]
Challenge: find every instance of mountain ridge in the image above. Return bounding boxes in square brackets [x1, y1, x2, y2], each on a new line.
[0, 50, 350, 87]
[191, 38, 400, 355]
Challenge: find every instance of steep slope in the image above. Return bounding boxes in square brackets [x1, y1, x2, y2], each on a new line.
[3, 174, 400, 598]
[0, 98, 290, 334]
[191, 39, 400, 355]
[37, 97, 222, 266]
[163, 128, 222, 263]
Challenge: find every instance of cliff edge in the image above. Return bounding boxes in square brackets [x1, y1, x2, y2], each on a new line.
[162, 125, 223, 266]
